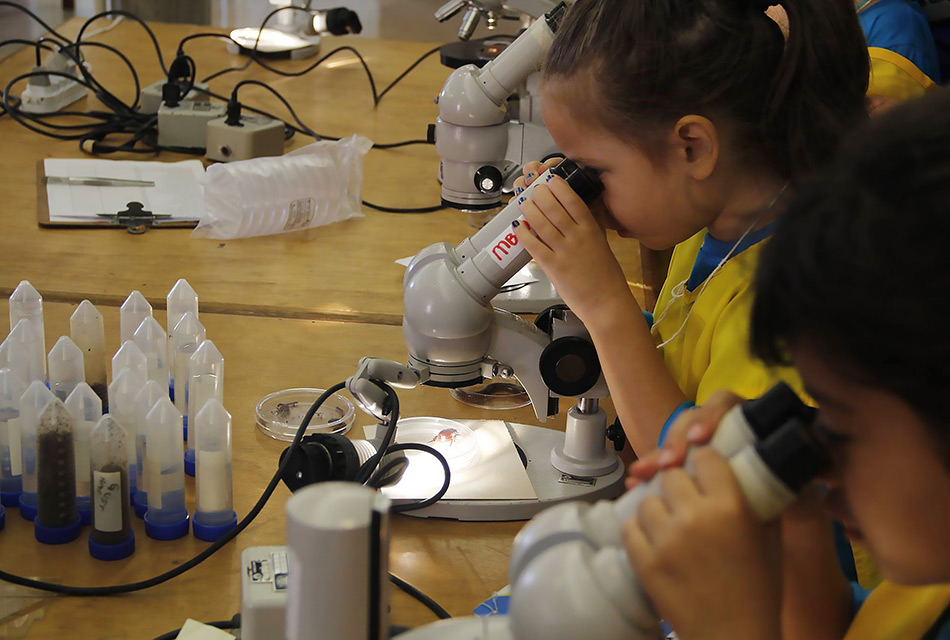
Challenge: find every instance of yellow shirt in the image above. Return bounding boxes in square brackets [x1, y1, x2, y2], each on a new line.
[868, 46, 937, 101]
[651, 231, 806, 405]
[844, 581, 950, 639]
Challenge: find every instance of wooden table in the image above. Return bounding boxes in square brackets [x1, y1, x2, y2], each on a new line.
[0, 18, 638, 639]
[0, 300, 580, 638]
[0, 19, 650, 324]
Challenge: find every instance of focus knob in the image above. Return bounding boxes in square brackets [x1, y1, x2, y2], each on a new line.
[474, 165, 504, 194]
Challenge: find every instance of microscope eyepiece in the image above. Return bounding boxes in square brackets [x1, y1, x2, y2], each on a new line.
[551, 159, 604, 204]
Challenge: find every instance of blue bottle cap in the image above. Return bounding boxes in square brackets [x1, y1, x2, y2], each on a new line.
[192, 511, 238, 542]
[18, 495, 37, 521]
[184, 448, 196, 477]
[144, 509, 190, 541]
[88, 531, 135, 561]
[132, 491, 148, 519]
[1, 490, 20, 508]
[78, 504, 93, 526]
[34, 515, 82, 545]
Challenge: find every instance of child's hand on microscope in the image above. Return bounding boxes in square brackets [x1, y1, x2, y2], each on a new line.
[513, 161, 630, 325]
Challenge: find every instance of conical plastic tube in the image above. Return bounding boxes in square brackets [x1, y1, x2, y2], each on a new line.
[70, 301, 108, 411]
[133, 317, 169, 391]
[18, 381, 57, 519]
[144, 397, 189, 539]
[120, 291, 152, 344]
[49, 336, 85, 402]
[0, 368, 26, 505]
[171, 313, 205, 437]
[112, 340, 147, 382]
[35, 399, 78, 529]
[185, 339, 223, 476]
[108, 369, 146, 496]
[88, 415, 134, 555]
[9, 319, 45, 384]
[194, 399, 234, 528]
[166, 279, 199, 402]
[65, 382, 102, 524]
[132, 380, 167, 518]
[0, 336, 30, 388]
[9, 281, 46, 379]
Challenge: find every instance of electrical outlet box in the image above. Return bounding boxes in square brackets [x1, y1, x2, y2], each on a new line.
[20, 52, 88, 114]
[240, 546, 289, 640]
[139, 80, 210, 115]
[157, 101, 226, 152]
[205, 114, 285, 162]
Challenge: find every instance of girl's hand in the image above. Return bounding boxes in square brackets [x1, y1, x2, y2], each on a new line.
[513, 167, 630, 322]
[626, 390, 743, 489]
[623, 447, 783, 640]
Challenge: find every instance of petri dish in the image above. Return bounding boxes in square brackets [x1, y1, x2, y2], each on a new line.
[450, 382, 531, 410]
[256, 388, 355, 442]
[396, 416, 479, 473]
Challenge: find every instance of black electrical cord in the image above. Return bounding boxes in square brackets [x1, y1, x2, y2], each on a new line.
[390, 574, 453, 620]
[386, 444, 450, 513]
[73, 9, 168, 74]
[231, 79, 319, 139]
[362, 201, 445, 214]
[0, 383, 349, 596]
[150, 615, 240, 640]
[375, 44, 444, 104]
[57, 40, 144, 112]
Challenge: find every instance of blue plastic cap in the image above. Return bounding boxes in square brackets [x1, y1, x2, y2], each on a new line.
[193, 511, 238, 542]
[184, 448, 196, 477]
[132, 491, 148, 519]
[88, 531, 135, 561]
[18, 495, 37, 522]
[34, 515, 82, 545]
[144, 510, 190, 541]
[1, 490, 20, 508]
[78, 504, 93, 526]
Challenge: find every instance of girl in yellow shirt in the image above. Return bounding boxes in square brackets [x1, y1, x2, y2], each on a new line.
[622, 89, 950, 639]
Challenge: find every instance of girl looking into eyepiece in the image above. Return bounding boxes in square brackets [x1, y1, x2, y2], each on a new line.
[513, 0, 870, 456]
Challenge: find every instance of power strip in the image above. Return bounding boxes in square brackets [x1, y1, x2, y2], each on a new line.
[20, 52, 88, 114]
[240, 546, 289, 640]
[139, 80, 210, 115]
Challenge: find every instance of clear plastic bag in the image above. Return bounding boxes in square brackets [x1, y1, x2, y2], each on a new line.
[193, 134, 372, 239]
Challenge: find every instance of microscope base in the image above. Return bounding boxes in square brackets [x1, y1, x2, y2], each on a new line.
[367, 420, 625, 521]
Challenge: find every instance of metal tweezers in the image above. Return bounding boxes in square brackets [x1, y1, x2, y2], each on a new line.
[44, 176, 155, 187]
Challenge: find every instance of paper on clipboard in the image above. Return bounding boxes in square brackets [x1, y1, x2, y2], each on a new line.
[42, 158, 205, 224]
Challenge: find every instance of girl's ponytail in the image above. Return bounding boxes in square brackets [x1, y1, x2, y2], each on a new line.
[766, 0, 870, 176]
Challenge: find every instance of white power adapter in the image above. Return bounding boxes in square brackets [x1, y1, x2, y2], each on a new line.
[206, 114, 285, 162]
[157, 100, 226, 151]
[20, 52, 88, 114]
[240, 546, 289, 640]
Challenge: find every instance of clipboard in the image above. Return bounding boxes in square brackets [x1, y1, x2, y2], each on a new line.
[36, 159, 204, 230]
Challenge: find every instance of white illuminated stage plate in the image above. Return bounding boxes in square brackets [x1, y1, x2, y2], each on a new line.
[363, 419, 624, 521]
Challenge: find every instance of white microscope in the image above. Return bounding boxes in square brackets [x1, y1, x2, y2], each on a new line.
[430, 1, 571, 211]
[348, 156, 626, 521]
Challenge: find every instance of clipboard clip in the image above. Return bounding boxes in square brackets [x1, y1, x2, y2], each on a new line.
[97, 202, 171, 234]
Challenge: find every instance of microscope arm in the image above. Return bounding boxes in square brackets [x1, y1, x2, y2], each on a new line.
[402, 160, 602, 421]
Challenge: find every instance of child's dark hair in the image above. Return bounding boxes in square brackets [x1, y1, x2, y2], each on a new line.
[751, 88, 950, 435]
[545, 0, 870, 179]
